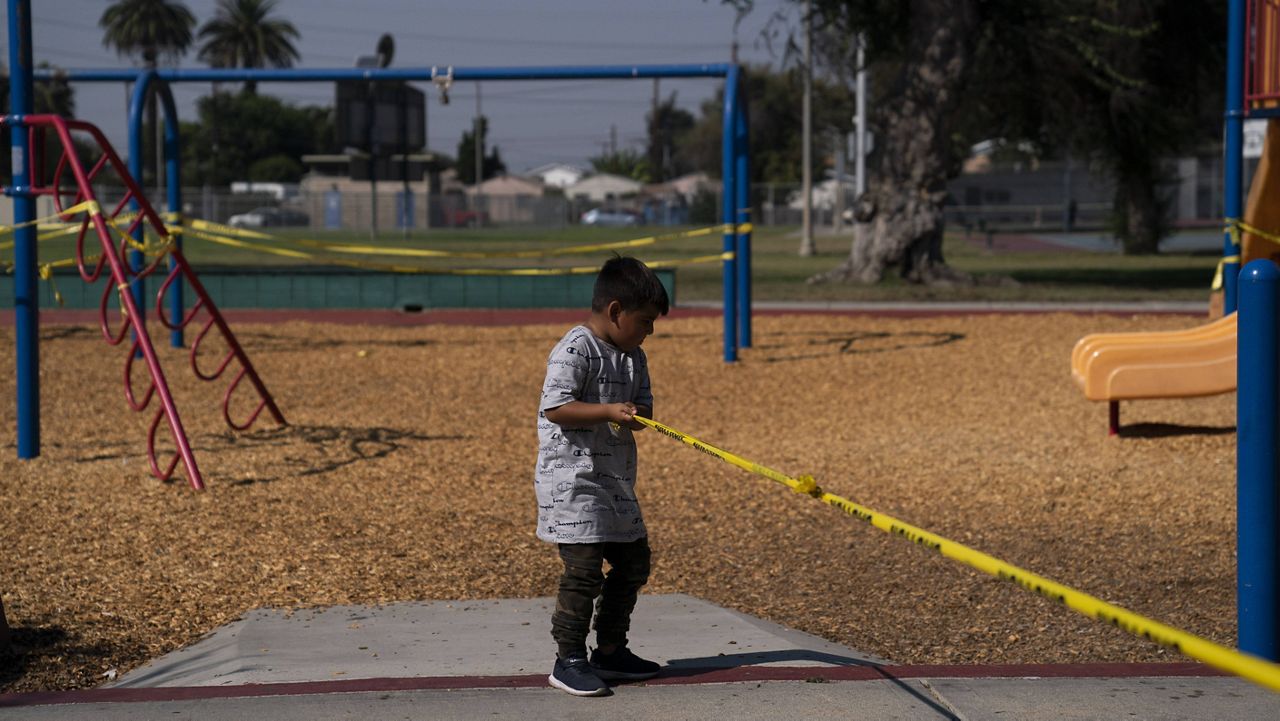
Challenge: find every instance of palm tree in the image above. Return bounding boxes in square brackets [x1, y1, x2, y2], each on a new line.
[99, 0, 196, 186]
[197, 0, 301, 94]
[100, 0, 196, 68]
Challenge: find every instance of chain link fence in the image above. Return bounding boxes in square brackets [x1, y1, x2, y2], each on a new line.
[17, 153, 1231, 236]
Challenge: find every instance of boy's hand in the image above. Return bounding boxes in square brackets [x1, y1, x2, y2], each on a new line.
[605, 402, 638, 424]
[544, 401, 646, 430]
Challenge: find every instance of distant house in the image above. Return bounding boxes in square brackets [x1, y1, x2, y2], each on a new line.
[566, 173, 644, 204]
[788, 175, 857, 211]
[470, 174, 545, 198]
[528, 163, 587, 189]
[470, 174, 547, 224]
[645, 171, 715, 202]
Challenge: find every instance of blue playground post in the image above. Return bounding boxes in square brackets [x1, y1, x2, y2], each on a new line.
[720, 65, 740, 362]
[1224, 0, 1246, 314]
[1237, 258, 1280, 661]
[733, 71, 752, 349]
[127, 75, 183, 347]
[127, 71, 156, 326]
[7, 0, 38, 458]
[161, 83, 184, 348]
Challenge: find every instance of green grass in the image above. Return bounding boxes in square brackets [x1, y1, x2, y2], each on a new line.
[7, 222, 1222, 304]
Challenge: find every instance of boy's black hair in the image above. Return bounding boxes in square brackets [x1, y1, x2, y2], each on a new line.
[591, 255, 670, 315]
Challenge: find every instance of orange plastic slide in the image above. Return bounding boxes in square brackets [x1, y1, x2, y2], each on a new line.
[1070, 120, 1280, 431]
[1070, 314, 1236, 402]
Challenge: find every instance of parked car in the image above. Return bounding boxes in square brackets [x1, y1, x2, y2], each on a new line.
[580, 208, 640, 227]
[228, 206, 310, 228]
[443, 209, 488, 228]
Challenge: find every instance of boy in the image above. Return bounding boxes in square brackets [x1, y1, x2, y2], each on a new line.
[534, 255, 669, 696]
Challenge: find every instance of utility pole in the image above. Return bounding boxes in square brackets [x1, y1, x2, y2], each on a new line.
[799, 0, 815, 256]
[474, 82, 483, 221]
[854, 33, 868, 199]
[474, 83, 483, 185]
[652, 77, 660, 182]
[833, 130, 845, 233]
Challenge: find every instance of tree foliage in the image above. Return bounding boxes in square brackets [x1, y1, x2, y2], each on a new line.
[100, 0, 196, 187]
[180, 91, 335, 185]
[773, 0, 1229, 286]
[646, 92, 696, 182]
[589, 149, 650, 182]
[197, 0, 301, 94]
[99, 0, 196, 67]
[680, 64, 853, 184]
[455, 116, 506, 185]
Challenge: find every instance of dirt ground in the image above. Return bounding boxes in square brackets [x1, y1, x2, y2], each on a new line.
[0, 312, 1238, 692]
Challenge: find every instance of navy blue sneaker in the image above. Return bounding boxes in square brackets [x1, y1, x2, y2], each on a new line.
[549, 655, 611, 696]
[589, 645, 660, 680]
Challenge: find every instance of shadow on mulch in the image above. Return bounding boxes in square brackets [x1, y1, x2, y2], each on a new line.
[751, 330, 965, 363]
[230, 331, 439, 352]
[0, 623, 126, 691]
[1118, 423, 1236, 439]
[70, 424, 465, 486]
[217, 424, 466, 486]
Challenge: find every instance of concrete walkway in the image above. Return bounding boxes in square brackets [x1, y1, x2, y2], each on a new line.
[1, 594, 1276, 720]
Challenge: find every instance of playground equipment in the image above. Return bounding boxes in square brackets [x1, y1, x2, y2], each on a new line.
[1070, 314, 1237, 433]
[1071, 0, 1280, 660]
[35, 63, 753, 364]
[1070, 1, 1280, 435]
[9, 58, 753, 469]
[3, 113, 285, 489]
[1070, 118, 1280, 435]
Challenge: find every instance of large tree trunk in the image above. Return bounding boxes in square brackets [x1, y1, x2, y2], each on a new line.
[812, 0, 980, 286]
[1117, 174, 1162, 255]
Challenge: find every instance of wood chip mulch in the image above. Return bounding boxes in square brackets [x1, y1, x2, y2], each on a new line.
[0, 312, 1237, 692]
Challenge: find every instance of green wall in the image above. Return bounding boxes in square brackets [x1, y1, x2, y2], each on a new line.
[0, 267, 676, 310]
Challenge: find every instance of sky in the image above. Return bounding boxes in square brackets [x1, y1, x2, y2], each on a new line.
[5, 0, 797, 173]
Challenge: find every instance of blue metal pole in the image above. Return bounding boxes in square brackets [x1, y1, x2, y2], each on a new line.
[127, 71, 155, 325]
[1224, 0, 1246, 314]
[8, 0, 38, 458]
[720, 67, 739, 362]
[159, 83, 184, 347]
[733, 70, 752, 349]
[1237, 258, 1280, 661]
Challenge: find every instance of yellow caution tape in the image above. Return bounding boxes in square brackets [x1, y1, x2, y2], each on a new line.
[0, 199, 99, 234]
[1212, 254, 1242, 292]
[266, 222, 751, 260]
[183, 227, 312, 259]
[36, 263, 64, 306]
[183, 223, 734, 275]
[1232, 218, 1280, 246]
[7, 210, 748, 277]
[186, 217, 274, 240]
[0, 200, 101, 250]
[632, 414, 1280, 694]
[1215, 217, 1280, 290]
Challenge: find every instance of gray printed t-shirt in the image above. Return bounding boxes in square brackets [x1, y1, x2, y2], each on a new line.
[535, 325, 652, 544]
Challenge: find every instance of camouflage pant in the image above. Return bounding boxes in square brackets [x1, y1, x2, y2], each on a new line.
[551, 538, 651, 659]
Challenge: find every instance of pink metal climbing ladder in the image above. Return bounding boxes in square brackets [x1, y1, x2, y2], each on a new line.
[16, 114, 285, 490]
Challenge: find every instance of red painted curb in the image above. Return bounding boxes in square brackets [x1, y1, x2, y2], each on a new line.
[0, 663, 1227, 708]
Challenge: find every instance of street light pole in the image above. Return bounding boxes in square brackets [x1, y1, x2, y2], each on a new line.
[474, 82, 483, 221]
[799, 0, 815, 256]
